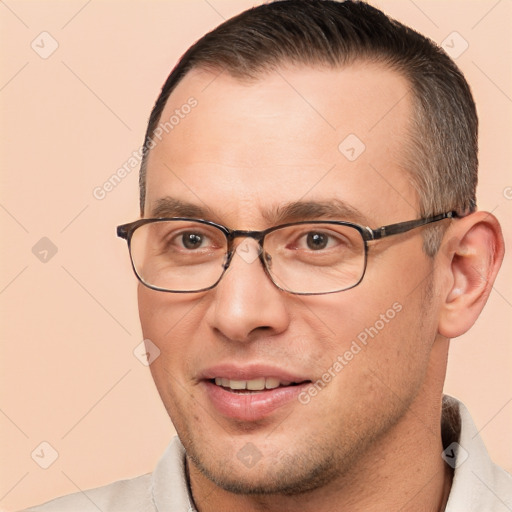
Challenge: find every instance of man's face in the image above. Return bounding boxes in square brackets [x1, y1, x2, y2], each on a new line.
[139, 64, 443, 493]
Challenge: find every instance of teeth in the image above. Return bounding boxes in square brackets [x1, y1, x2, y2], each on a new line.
[214, 377, 293, 391]
[247, 378, 265, 390]
[229, 380, 246, 390]
[265, 377, 280, 389]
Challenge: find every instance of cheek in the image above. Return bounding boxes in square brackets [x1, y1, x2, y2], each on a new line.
[311, 254, 436, 374]
[138, 286, 205, 420]
[301, 279, 409, 352]
[137, 284, 205, 391]
[138, 284, 202, 340]
[352, 267, 437, 384]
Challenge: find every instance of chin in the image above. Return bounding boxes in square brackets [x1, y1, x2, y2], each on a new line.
[186, 437, 349, 497]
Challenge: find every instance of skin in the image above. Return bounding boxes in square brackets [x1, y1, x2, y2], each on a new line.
[138, 63, 504, 511]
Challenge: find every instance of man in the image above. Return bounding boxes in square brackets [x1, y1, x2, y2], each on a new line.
[26, 0, 510, 510]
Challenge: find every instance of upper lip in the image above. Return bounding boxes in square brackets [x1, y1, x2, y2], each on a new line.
[199, 363, 311, 383]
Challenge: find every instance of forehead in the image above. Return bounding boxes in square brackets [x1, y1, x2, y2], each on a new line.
[144, 63, 418, 225]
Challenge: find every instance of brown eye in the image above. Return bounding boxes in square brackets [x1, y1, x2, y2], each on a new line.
[306, 232, 329, 250]
[182, 232, 204, 249]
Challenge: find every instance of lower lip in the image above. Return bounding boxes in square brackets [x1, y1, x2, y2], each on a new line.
[203, 380, 310, 422]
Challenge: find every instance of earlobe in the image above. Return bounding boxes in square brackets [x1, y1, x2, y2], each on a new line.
[438, 211, 505, 339]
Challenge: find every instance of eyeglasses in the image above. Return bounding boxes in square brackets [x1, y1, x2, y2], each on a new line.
[117, 212, 457, 295]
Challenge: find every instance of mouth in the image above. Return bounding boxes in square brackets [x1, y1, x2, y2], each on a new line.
[201, 370, 312, 421]
[211, 376, 307, 393]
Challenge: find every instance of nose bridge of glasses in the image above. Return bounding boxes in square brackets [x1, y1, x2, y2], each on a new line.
[226, 229, 265, 253]
[221, 230, 270, 274]
[228, 229, 266, 243]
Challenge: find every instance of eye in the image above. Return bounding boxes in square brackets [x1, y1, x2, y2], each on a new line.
[297, 230, 342, 251]
[305, 232, 330, 250]
[273, 225, 354, 254]
[181, 231, 206, 250]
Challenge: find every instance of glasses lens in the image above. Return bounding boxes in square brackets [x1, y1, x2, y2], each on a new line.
[264, 223, 366, 294]
[129, 220, 227, 292]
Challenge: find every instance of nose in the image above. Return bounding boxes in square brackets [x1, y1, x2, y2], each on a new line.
[205, 239, 290, 343]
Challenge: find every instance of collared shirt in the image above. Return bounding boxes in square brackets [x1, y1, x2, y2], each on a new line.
[25, 396, 512, 511]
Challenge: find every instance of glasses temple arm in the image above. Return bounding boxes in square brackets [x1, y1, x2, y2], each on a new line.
[368, 211, 458, 240]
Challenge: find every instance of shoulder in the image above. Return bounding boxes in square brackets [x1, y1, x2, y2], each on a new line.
[21, 436, 192, 512]
[22, 473, 154, 512]
[444, 396, 512, 511]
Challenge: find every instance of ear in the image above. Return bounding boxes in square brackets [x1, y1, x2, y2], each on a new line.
[437, 211, 505, 339]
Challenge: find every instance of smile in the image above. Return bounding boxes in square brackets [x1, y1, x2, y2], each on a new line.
[201, 368, 312, 421]
[212, 377, 305, 391]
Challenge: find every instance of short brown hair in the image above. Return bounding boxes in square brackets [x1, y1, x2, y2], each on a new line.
[139, 0, 478, 254]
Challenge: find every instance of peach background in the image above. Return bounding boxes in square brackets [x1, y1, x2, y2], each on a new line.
[1, 0, 510, 510]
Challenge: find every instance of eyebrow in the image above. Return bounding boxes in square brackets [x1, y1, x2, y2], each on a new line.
[150, 197, 213, 219]
[267, 199, 371, 226]
[149, 197, 372, 226]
